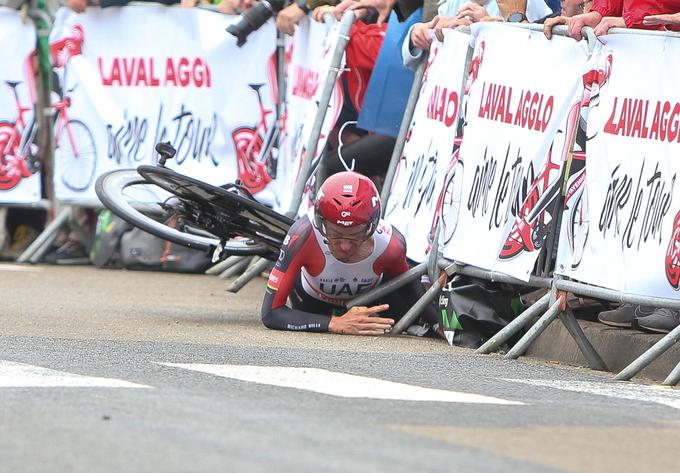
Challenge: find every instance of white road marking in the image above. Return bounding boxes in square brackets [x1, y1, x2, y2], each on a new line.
[505, 378, 680, 410]
[0, 361, 149, 388]
[160, 363, 523, 404]
[0, 264, 42, 272]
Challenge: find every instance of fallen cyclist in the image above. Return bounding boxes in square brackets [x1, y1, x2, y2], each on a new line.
[261, 171, 439, 336]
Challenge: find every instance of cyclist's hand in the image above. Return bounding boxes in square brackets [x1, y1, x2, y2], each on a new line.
[328, 304, 394, 335]
[277, 3, 306, 36]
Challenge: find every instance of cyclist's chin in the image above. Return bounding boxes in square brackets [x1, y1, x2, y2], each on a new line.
[329, 247, 358, 262]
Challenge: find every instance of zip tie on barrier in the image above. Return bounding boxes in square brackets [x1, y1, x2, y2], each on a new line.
[336, 120, 357, 172]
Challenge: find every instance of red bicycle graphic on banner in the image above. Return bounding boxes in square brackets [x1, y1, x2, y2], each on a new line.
[0, 25, 97, 192]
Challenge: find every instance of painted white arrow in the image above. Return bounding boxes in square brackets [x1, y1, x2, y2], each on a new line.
[160, 363, 523, 405]
[0, 360, 149, 388]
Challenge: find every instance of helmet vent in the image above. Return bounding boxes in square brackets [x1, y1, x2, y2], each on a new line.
[351, 200, 361, 207]
[333, 198, 343, 205]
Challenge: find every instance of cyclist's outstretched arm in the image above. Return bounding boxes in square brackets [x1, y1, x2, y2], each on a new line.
[261, 217, 332, 332]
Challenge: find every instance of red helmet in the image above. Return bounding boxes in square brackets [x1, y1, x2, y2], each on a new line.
[314, 171, 381, 237]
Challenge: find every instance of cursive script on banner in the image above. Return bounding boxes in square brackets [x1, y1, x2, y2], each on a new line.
[106, 103, 218, 166]
[598, 159, 676, 250]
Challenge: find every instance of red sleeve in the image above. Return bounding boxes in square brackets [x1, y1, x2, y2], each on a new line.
[373, 227, 409, 280]
[591, 0, 623, 17]
[623, 0, 680, 30]
[345, 21, 387, 112]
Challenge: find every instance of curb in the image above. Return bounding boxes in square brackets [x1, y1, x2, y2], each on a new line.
[524, 319, 680, 383]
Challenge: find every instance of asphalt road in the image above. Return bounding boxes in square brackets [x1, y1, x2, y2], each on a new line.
[1, 264, 679, 473]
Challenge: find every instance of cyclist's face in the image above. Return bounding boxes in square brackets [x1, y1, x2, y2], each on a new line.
[323, 222, 370, 261]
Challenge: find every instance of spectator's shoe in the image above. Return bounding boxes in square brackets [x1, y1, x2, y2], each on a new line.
[1, 225, 38, 260]
[44, 239, 90, 265]
[637, 308, 680, 334]
[597, 304, 655, 328]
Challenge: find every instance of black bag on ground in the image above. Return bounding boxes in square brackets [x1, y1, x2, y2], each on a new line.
[438, 275, 522, 349]
[91, 210, 212, 273]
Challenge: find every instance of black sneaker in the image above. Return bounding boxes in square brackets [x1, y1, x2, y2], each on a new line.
[637, 308, 680, 334]
[597, 304, 637, 328]
[44, 239, 90, 265]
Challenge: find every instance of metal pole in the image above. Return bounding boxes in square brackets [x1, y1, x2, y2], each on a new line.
[219, 256, 253, 280]
[554, 279, 680, 310]
[505, 298, 562, 359]
[556, 309, 608, 371]
[390, 275, 443, 335]
[663, 361, 680, 387]
[476, 292, 550, 354]
[347, 261, 428, 307]
[206, 255, 243, 275]
[614, 324, 680, 381]
[380, 56, 426, 211]
[17, 207, 69, 263]
[227, 257, 272, 293]
[427, 225, 440, 286]
[286, 12, 356, 218]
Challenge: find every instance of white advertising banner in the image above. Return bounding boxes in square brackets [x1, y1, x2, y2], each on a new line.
[273, 16, 343, 214]
[384, 29, 470, 263]
[49, 6, 277, 204]
[0, 8, 41, 203]
[441, 23, 588, 281]
[556, 33, 680, 299]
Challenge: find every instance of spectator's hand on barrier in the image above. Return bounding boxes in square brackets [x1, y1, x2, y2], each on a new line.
[329, 304, 394, 335]
[495, 0, 527, 21]
[217, 0, 238, 14]
[594, 16, 625, 36]
[567, 11, 601, 39]
[67, 0, 89, 13]
[277, 3, 306, 35]
[433, 15, 470, 41]
[181, 0, 198, 7]
[643, 12, 680, 26]
[313, 5, 335, 22]
[348, 0, 396, 26]
[543, 14, 568, 39]
[456, 2, 488, 23]
[480, 16, 502, 22]
[410, 17, 437, 50]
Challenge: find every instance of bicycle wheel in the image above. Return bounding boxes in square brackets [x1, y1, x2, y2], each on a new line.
[440, 160, 464, 246]
[137, 165, 293, 254]
[0, 121, 22, 190]
[95, 169, 270, 257]
[57, 119, 97, 191]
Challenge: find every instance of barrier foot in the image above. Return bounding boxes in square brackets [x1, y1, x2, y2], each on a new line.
[476, 293, 551, 354]
[347, 261, 428, 308]
[227, 257, 271, 293]
[17, 207, 70, 264]
[219, 256, 253, 280]
[390, 276, 443, 336]
[662, 361, 680, 387]
[207, 255, 243, 275]
[557, 309, 608, 371]
[614, 324, 680, 381]
[505, 298, 562, 359]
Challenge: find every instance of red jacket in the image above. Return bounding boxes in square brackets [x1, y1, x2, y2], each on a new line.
[344, 21, 387, 113]
[591, 0, 680, 31]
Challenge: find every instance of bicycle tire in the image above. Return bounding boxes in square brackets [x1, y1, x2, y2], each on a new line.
[57, 119, 98, 191]
[95, 169, 270, 256]
[137, 165, 293, 249]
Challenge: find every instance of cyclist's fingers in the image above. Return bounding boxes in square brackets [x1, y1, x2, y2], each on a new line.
[364, 304, 390, 314]
[357, 328, 390, 336]
[357, 316, 394, 325]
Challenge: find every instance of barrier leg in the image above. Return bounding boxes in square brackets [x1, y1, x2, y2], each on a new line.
[347, 261, 428, 308]
[218, 256, 253, 280]
[227, 257, 272, 293]
[662, 361, 680, 387]
[476, 293, 551, 354]
[17, 207, 70, 263]
[614, 324, 680, 381]
[390, 276, 443, 335]
[557, 310, 608, 371]
[505, 298, 563, 359]
[206, 255, 244, 276]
